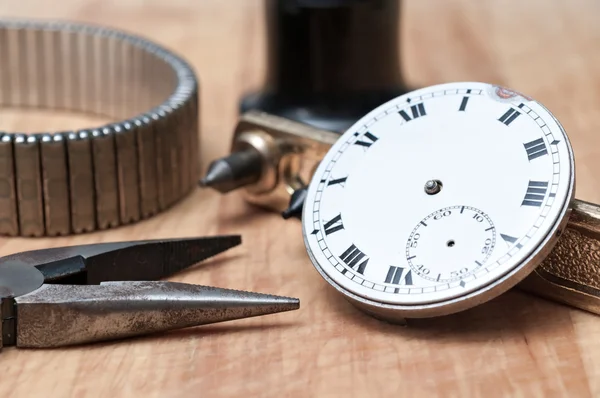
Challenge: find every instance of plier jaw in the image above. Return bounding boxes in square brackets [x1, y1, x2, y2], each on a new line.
[0, 236, 300, 350]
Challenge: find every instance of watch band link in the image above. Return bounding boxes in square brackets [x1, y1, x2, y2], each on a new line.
[0, 20, 199, 236]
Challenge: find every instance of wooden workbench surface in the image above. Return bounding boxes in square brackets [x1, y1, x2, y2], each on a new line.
[2, 1, 600, 396]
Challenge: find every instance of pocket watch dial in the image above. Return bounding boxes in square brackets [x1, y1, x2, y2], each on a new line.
[301, 82, 574, 313]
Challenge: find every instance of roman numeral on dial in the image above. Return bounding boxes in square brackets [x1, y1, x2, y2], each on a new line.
[498, 107, 521, 125]
[327, 176, 347, 187]
[459, 96, 469, 111]
[354, 132, 378, 148]
[385, 266, 413, 286]
[524, 138, 548, 161]
[339, 244, 369, 274]
[399, 103, 426, 121]
[522, 180, 548, 207]
[501, 233, 523, 249]
[323, 214, 344, 235]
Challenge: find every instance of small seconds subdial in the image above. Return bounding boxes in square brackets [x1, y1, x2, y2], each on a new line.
[405, 206, 496, 283]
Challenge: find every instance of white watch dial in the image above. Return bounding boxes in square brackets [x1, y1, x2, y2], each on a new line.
[302, 82, 574, 312]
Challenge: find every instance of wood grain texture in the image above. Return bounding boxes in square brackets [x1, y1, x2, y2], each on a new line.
[1, 0, 600, 396]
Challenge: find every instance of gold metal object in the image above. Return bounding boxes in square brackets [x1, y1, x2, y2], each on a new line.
[217, 111, 339, 211]
[519, 199, 600, 313]
[210, 110, 600, 316]
[0, 20, 199, 236]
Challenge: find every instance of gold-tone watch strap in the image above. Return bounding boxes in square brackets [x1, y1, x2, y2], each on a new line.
[0, 20, 199, 236]
[519, 199, 600, 314]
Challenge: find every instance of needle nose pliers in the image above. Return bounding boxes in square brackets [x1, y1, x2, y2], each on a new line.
[0, 235, 299, 350]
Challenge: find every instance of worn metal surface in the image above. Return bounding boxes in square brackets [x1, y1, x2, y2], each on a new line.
[91, 128, 120, 229]
[114, 123, 141, 223]
[15, 281, 299, 347]
[0, 262, 44, 346]
[136, 117, 160, 218]
[0, 134, 18, 236]
[0, 19, 199, 236]
[520, 199, 600, 313]
[40, 134, 71, 235]
[14, 134, 44, 236]
[0, 235, 300, 350]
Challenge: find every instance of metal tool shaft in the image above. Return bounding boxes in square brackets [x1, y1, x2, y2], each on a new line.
[14, 281, 299, 348]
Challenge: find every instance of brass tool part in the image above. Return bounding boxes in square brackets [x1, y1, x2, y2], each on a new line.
[200, 110, 600, 316]
[0, 20, 199, 236]
[200, 111, 338, 212]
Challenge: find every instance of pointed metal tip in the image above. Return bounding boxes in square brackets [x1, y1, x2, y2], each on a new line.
[203, 286, 300, 320]
[258, 296, 300, 313]
[199, 160, 231, 190]
[15, 282, 299, 348]
[192, 234, 242, 254]
[198, 175, 217, 188]
[157, 235, 242, 274]
[199, 149, 263, 194]
[67, 235, 244, 284]
[282, 187, 308, 220]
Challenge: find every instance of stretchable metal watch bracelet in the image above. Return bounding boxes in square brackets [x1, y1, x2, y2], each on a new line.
[0, 20, 199, 236]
